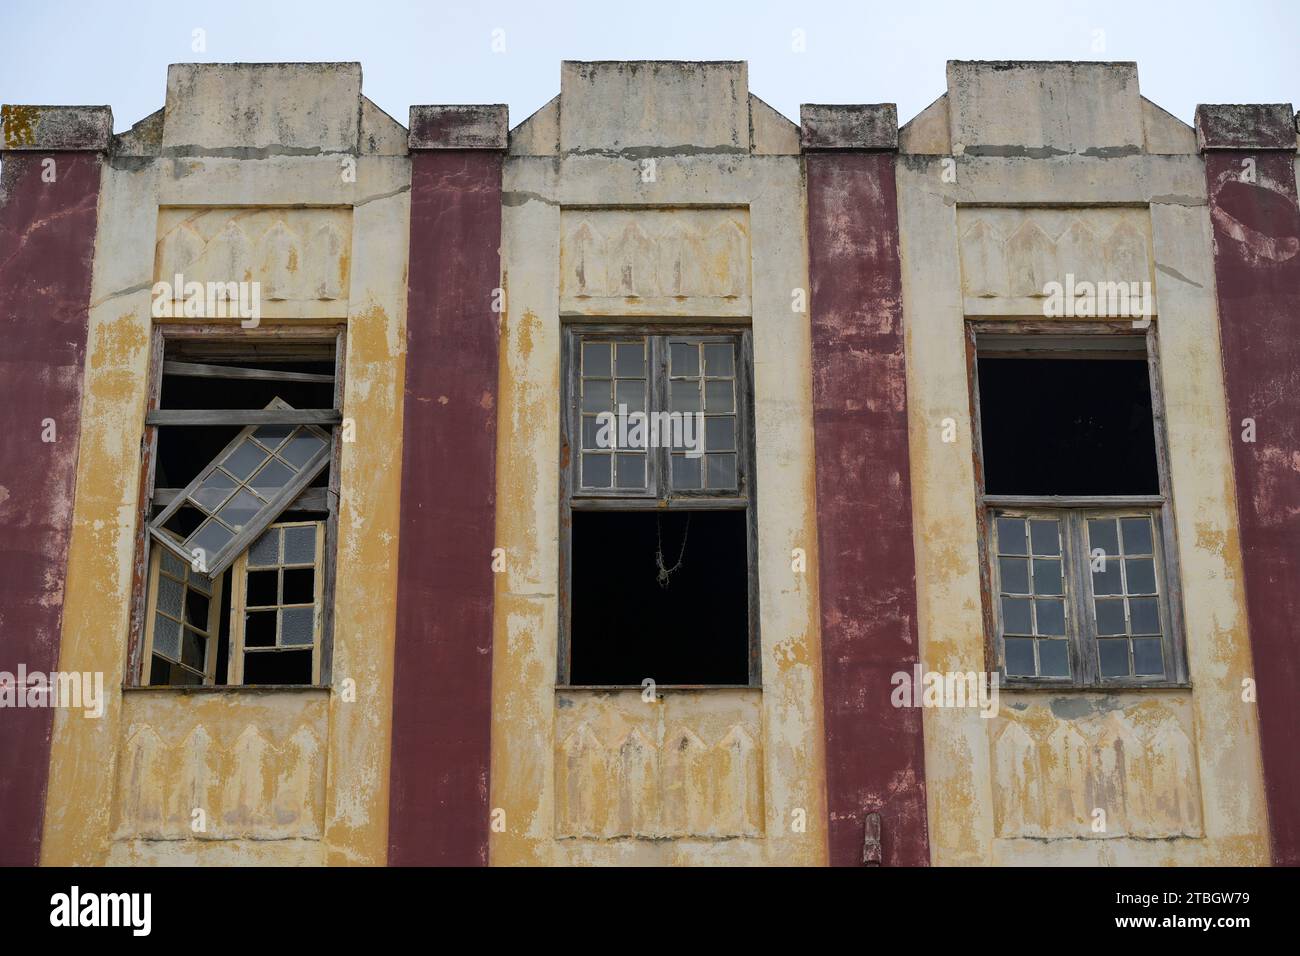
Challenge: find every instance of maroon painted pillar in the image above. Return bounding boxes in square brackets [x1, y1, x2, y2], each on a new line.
[1197, 103, 1300, 866]
[0, 105, 110, 866]
[388, 105, 507, 866]
[801, 105, 930, 866]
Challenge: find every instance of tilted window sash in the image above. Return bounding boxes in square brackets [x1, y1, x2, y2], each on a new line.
[147, 398, 332, 577]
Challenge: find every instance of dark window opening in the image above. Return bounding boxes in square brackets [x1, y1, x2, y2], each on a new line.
[141, 341, 336, 687]
[569, 510, 749, 686]
[978, 357, 1159, 496]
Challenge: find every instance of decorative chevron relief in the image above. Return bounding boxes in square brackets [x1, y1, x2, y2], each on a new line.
[560, 208, 752, 317]
[956, 207, 1156, 316]
[155, 207, 352, 318]
[555, 690, 764, 839]
[112, 692, 329, 842]
[990, 695, 1203, 839]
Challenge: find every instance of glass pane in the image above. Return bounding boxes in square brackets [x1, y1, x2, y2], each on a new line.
[284, 525, 317, 565]
[1129, 597, 1161, 634]
[1092, 558, 1123, 595]
[614, 453, 646, 489]
[1088, 518, 1120, 556]
[671, 454, 702, 489]
[1126, 558, 1157, 594]
[159, 547, 186, 578]
[281, 607, 316, 647]
[252, 424, 293, 451]
[615, 341, 645, 377]
[670, 342, 698, 377]
[1001, 596, 1032, 634]
[249, 527, 280, 567]
[706, 453, 737, 489]
[704, 379, 735, 413]
[153, 612, 181, 660]
[279, 431, 327, 469]
[1094, 598, 1127, 635]
[1098, 639, 1131, 678]
[193, 468, 238, 511]
[1005, 637, 1035, 676]
[615, 380, 646, 413]
[582, 380, 612, 413]
[582, 342, 611, 378]
[703, 343, 734, 377]
[216, 488, 264, 532]
[1035, 599, 1066, 636]
[181, 628, 206, 670]
[1038, 639, 1070, 677]
[184, 589, 210, 628]
[1132, 637, 1165, 676]
[996, 517, 1027, 555]
[582, 453, 612, 488]
[250, 458, 296, 497]
[998, 557, 1030, 594]
[670, 380, 701, 413]
[223, 440, 268, 481]
[582, 415, 605, 450]
[1029, 520, 1060, 556]
[157, 574, 184, 617]
[705, 416, 736, 451]
[1121, 517, 1154, 555]
[189, 520, 234, 564]
[1032, 559, 1063, 595]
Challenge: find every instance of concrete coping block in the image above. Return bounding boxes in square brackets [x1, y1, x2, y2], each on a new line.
[1, 105, 113, 151]
[1195, 103, 1297, 151]
[800, 104, 898, 151]
[409, 104, 509, 149]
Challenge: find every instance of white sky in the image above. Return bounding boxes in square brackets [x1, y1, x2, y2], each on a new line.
[2, 0, 1296, 133]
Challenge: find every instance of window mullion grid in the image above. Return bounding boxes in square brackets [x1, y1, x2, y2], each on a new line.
[652, 335, 668, 501]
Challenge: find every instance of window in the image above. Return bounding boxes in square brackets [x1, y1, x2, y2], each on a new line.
[561, 327, 758, 686]
[133, 333, 341, 687]
[971, 324, 1186, 687]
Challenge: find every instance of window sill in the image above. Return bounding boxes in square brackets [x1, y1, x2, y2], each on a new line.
[123, 683, 330, 694]
[555, 684, 760, 692]
[998, 680, 1192, 692]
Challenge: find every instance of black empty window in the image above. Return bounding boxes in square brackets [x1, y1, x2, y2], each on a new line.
[978, 357, 1159, 496]
[569, 511, 749, 685]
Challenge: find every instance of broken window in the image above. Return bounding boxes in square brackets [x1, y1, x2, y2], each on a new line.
[561, 329, 757, 686]
[135, 335, 340, 687]
[972, 327, 1186, 686]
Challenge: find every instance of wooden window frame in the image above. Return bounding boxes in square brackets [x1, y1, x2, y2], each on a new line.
[128, 325, 346, 689]
[229, 519, 327, 685]
[967, 320, 1189, 690]
[558, 324, 761, 689]
[141, 547, 225, 685]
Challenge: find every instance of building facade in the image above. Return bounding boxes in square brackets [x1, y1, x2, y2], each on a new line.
[0, 59, 1296, 867]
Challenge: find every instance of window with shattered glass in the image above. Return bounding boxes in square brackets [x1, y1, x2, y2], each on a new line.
[136, 335, 339, 687]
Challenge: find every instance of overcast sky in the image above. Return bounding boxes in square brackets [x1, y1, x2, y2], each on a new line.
[2, 0, 1296, 133]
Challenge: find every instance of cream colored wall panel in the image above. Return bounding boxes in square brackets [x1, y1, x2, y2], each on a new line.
[559, 207, 751, 317]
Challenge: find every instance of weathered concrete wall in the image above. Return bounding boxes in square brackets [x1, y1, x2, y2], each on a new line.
[39, 63, 410, 866]
[1197, 102, 1300, 865]
[490, 62, 827, 865]
[896, 61, 1269, 865]
[802, 105, 930, 866]
[388, 107, 506, 866]
[0, 106, 109, 866]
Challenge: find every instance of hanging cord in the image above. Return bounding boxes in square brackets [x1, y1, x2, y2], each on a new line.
[655, 512, 691, 589]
